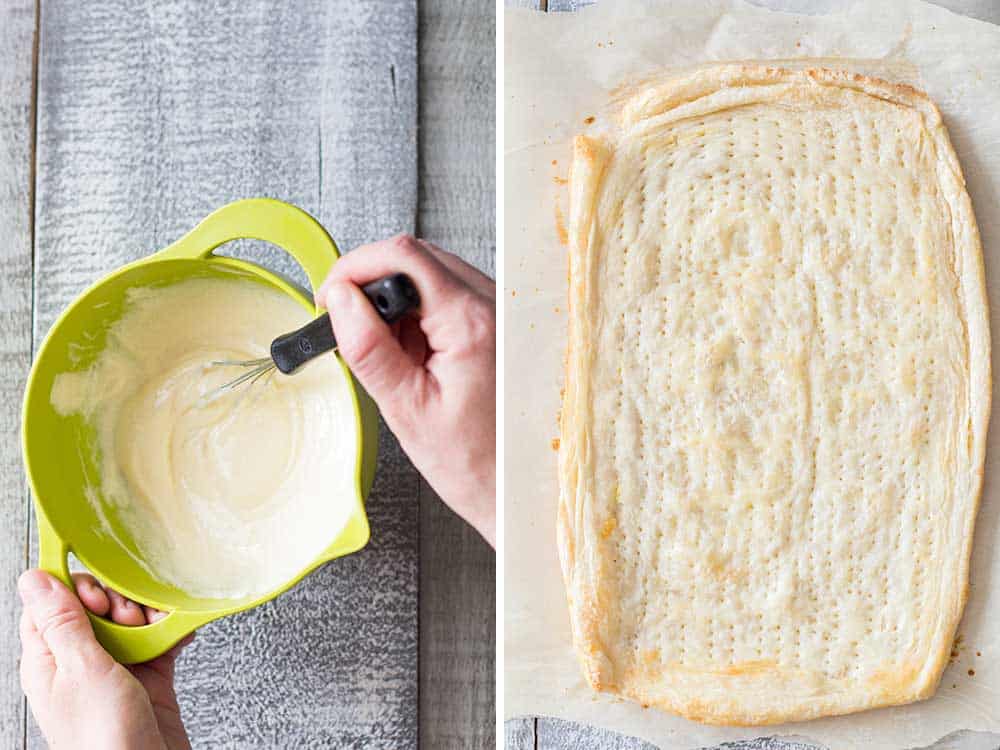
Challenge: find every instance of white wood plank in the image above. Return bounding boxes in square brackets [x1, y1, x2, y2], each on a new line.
[526, 718, 1000, 750]
[535, 719, 827, 750]
[541, 1, 1000, 18]
[417, 1, 496, 747]
[509, 0, 547, 10]
[31, 1, 418, 747]
[314, 0, 421, 747]
[0, 1, 36, 747]
[926, 0, 1000, 22]
[547, 0, 592, 11]
[744, 0, 1000, 19]
[547, 0, 1000, 15]
[536, 718, 660, 749]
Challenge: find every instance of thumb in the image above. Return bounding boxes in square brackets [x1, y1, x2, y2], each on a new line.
[18, 570, 110, 672]
[325, 281, 426, 410]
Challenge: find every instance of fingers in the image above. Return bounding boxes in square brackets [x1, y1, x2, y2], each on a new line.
[314, 234, 495, 436]
[75, 572, 162, 626]
[106, 587, 148, 626]
[324, 280, 429, 408]
[19, 608, 54, 706]
[72, 573, 110, 617]
[17, 570, 109, 671]
[127, 609, 192, 677]
[317, 234, 466, 313]
[19, 608, 51, 666]
[398, 316, 428, 366]
[165, 631, 196, 661]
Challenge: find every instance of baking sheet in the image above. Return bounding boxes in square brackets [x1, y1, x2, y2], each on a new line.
[503, 2, 1000, 748]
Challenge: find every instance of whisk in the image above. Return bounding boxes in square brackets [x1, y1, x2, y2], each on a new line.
[209, 273, 419, 396]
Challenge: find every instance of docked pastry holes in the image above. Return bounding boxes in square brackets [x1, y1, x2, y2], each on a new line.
[558, 66, 989, 725]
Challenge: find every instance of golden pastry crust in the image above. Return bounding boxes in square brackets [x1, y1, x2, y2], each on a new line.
[558, 64, 990, 726]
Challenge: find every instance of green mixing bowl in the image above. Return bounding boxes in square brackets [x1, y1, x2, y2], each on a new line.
[22, 198, 377, 664]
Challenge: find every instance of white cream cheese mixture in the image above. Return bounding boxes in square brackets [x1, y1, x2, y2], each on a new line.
[51, 276, 358, 599]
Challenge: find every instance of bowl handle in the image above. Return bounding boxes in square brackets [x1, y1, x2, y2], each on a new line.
[36, 509, 209, 665]
[154, 198, 339, 293]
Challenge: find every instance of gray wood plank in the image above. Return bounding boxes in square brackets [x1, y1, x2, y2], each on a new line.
[419, 477, 496, 750]
[506, 718, 537, 750]
[30, 1, 418, 747]
[417, 0, 497, 749]
[0, 1, 36, 747]
[419, 0, 496, 278]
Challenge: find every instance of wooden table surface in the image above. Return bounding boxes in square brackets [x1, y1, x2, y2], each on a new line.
[504, 1, 1000, 748]
[0, 1, 494, 748]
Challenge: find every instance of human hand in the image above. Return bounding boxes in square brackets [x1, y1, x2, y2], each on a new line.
[19, 569, 193, 750]
[318, 235, 496, 547]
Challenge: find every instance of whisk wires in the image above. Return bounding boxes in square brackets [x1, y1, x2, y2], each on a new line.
[207, 357, 277, 399]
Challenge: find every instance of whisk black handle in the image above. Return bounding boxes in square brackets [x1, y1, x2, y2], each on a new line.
[270, 273, 420, 375]
[362, 273, 421, 324]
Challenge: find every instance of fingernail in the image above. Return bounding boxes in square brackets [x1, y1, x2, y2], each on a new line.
[315, 270, 339, 308]
[325, 283, 354, 314]
[17, 570, 53, 605]
[314, 284, 329, 309]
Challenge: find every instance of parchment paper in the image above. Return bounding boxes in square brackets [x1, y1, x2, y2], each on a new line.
[504, 2, 1000, 748]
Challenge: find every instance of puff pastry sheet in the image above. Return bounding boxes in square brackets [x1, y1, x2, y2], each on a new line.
[558, 65, 990, 725]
